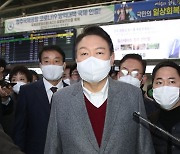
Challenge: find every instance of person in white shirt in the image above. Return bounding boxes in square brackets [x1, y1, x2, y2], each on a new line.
[13, 45, 68, 154]
[44, 26, 155, 154]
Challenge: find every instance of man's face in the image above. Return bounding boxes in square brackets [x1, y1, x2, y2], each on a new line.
[76, 35, 114, 64]
[118, 58, 144, 81]
[62, 68, 70, 80]
[153, 66, 180, 89]
[71, 69, 80, 81]
[41, 50, 64, 66]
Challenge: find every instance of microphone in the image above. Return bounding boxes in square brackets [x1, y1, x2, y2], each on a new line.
[133, 111, 180, 143]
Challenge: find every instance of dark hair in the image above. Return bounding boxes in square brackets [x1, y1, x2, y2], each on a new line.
[38, 45, 65, 63]
[29, 70, 39, 80]
[119, 54, 146, 75]
[9, 65, 32, 82]
[70, 63, 77, 77]
[109, 67, 118, 79]
[0, 58, 7, 70]
[75, 26, 114, 55]
[152, 60, 180, 83]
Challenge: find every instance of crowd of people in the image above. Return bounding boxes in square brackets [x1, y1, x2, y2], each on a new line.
[0, 26, 179, 154]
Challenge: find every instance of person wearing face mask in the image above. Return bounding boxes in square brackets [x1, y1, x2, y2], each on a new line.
[69, 63, 81, 84]
[44, 26, 154, 154]
[118, 54, 147, 88]
[149, 60, 180, 154]
[29, 70, 39, 82]
[62, 65, 71, 85]
[1, 65, 32, 138]
[63, 63, 81, 85]
[13, 45, 68, 154]
[117, 54, 158, 117]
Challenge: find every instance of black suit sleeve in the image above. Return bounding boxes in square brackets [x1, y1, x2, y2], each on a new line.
[1, 98, 14, 115]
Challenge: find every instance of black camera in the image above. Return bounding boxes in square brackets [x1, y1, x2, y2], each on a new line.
[0, 80, 16, 88]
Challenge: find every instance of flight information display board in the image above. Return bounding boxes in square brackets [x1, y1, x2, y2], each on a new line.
[0, 28, 76, 64]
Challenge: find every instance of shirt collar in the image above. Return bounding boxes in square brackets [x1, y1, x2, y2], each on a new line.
[82, 79, 109, 108]
[43, 77, 63, 92]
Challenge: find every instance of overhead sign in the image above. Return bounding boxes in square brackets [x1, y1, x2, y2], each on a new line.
[114, 0, 180, 22]
[5, 5, 114, 33]
[102, 19, 180, 60]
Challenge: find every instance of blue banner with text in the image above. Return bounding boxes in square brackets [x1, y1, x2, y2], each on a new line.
[114, 0, 180, 22]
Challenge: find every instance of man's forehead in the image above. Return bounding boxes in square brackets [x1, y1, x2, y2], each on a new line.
[121, 59, 143, 69]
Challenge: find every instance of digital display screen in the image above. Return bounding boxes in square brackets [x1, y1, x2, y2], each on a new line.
[101, 19, 180, 60]
[0, 28, 76, 64]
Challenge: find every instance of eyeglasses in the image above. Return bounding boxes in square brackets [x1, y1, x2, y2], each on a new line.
[121, 69, 143, 78]
[71, 70, 79, 76]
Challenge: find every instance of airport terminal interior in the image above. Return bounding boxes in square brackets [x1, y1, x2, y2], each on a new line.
[0, 2, 180, 154]
[0, 0, 180, 89]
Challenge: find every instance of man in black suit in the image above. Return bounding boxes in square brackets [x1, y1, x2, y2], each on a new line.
[13, 45, 68, 154]
[117, 54, 158, 117]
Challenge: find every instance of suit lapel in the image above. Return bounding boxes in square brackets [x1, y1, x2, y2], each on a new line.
[35, 79, 68, 111]
[71, 83, 99, 151]
[35, 80, 50, 111]
[62, 80, 69, 87]
[100, 78, 122, 152]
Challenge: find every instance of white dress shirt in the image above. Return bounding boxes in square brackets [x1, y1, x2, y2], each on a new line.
[82, 79, 109, 108]
[43, 78, 63, 103]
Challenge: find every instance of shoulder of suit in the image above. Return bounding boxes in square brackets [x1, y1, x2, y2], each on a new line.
[56, 81, 81, 95]
[21, 79, 42, 90]
[110, 79, 141, 94]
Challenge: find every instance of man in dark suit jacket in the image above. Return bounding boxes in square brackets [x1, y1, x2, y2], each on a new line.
[45, 26, 155, 153]
[0, 124, 24, 154]
[13, 45, 68, 154]
[117, 54, 158, 117]
[149, 61, 180, 154]
[0, 58, 9, 124]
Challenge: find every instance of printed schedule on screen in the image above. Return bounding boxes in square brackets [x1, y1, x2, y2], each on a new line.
[0, 28, 76, 64]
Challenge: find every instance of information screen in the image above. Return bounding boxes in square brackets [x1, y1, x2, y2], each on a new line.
[0, 28, 76, 64]
[102, 19, 180, 60]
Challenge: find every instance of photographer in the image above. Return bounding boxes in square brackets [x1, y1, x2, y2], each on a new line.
[0, 58, 13, 104]
[0, 58, 13, 123]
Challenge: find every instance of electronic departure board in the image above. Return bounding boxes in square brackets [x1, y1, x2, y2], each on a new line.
[0, 28, 76, 64]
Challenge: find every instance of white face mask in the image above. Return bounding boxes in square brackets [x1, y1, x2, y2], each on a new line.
[153, 86, 180, 110]
[13, 81, 26, 94]
[118, 75, 141, 87]
[77, 57, 111, 83]
[41, 65, 64, 81]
